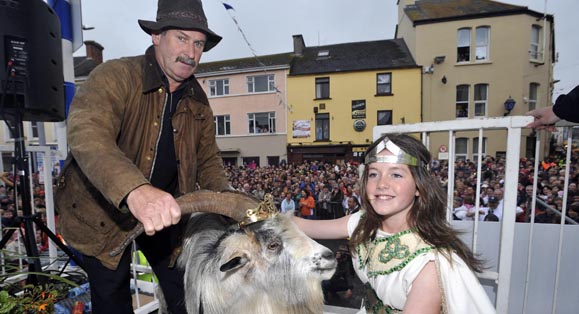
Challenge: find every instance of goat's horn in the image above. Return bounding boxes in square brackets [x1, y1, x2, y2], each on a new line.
[176, 190, 258, 221]
[109, 190, 259, 257]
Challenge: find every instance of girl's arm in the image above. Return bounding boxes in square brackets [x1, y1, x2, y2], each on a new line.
[403, 261, 442, 314]
[293, 214, 350, 240]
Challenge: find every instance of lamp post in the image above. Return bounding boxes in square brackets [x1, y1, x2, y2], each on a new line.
[503, 96, 516, 116]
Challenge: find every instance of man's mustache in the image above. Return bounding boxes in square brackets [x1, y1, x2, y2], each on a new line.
[176, 56, 196, 67]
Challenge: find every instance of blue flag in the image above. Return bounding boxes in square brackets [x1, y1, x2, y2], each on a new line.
[222, 2, 235, 10]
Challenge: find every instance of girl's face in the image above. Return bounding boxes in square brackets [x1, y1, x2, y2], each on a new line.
[366, 150, 419, 232]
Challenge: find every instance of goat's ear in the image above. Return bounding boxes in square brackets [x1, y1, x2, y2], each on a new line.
[219, 255, 248, 272]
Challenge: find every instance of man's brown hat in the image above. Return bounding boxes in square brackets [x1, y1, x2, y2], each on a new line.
[138, 0, 222, 51]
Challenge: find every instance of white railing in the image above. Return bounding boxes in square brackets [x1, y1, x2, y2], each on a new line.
[374, 116, 579, 314]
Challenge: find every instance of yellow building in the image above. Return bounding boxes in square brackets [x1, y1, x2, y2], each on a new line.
[286, 35, 422, 164]
[396, 0, 555, 160]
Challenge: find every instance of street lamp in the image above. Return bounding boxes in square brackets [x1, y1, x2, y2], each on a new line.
[503, 96, 516, 116]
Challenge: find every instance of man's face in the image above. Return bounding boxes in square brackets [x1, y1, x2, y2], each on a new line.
[153, 29, 207, 91]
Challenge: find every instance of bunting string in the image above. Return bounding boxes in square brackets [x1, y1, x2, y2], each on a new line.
[218, 1, 290, 111]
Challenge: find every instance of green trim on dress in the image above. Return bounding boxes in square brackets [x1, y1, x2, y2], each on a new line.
[357, 228, 434, 313]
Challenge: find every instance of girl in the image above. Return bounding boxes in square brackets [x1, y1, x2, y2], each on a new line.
[295, 134, 495, 313]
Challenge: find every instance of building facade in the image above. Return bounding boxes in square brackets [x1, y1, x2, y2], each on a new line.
[396, 0, 555, 160]
[196, 54, 292, 167]
[286, 35, 421, 164]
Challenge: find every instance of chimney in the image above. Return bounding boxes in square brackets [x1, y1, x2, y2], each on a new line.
[84, 40, 104, 65]
[292, 34, 305, 56]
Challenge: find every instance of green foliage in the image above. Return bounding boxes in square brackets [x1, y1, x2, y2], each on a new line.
[0, 270, 79, 314]
[0, 283, 61, 314]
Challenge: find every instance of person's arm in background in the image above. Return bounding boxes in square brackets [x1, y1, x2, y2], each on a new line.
[527, 85, 579, 129]
[0, 172, 14, 187]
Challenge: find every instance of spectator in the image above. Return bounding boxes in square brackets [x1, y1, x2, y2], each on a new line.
[280, 192, 295, 213]
[299, 190, 315, 219]
[344, 196, 360, 216]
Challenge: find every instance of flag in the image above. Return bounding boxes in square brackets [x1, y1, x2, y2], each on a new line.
[222, 2, 235, 10]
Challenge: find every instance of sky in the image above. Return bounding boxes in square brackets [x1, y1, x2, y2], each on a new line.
[74, 0, 578, 100]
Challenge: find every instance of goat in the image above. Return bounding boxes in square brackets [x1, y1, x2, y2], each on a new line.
[114, 190, 337, 314]
[179, 210, 336, 314]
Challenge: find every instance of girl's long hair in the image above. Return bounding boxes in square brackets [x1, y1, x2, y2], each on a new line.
[349, 133, 484, 272]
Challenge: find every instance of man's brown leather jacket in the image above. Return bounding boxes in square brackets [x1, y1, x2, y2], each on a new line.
[55, 46, 229, 269]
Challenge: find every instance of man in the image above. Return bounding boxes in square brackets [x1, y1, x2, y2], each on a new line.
[55, 0, 229, 312]
[344, 196, 360, 216]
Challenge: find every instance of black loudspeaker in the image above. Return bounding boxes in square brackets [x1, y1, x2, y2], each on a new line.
[0, 0, 65, 122]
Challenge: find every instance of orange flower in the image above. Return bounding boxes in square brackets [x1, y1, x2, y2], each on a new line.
[37, 303, 48, 311]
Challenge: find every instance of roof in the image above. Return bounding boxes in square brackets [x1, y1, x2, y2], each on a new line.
[404, 0, 549, 24]
[74, 56, 99, 78]
[196, 52, 293, 75]
[289, 38, 417, 76]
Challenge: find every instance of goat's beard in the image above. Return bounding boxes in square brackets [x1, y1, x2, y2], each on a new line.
[176, 55, 196, 67]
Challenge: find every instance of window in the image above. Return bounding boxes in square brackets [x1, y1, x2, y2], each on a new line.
[455, 138, 468, 161]
[529, 83, 539, 110]
[377, 110, 393, 125]
[456, 85, 469, 118]
[315, 113, 330, 141]
[214, 115, 231, 136]
[457, 28, 471, 62]
[248, 112, 276, 134]
[474, 84, 488, 117]
[3, 122, 39, 142]
[376, 73, 392, 95]
[209, 79, 229, 96]
[247, 74, 275, 93]
[267, 156, 280, 167]
[530, 25, 542, 60]
[472, 137, 487, 161]
[475, 26, 490, 61]
[315, 77, 330, 99]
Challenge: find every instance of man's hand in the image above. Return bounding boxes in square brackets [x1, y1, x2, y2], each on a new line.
[526, 106, 561, 130]
[126, 185, 181, 236]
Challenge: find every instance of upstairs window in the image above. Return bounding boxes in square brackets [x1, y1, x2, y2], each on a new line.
[376, 73, 392, 95]
[475, 26, 490, 61]
[474, 84, 488, 117]
[530, 25, 542, 60]
[214, 115, 231, 136]
[315, 77, 330, 99]
[377, 110, 393, 125]
[456, 85, 470, 118]
[247, 74, 275, 93]
[315, 113, 330, 141]
[248, 112, 276, 134]
[209, 79, 229, 96]
[457, 28, 471, 62]
[529, 83, 539, 110]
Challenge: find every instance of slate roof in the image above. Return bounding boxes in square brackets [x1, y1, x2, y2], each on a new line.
[289, 39, 417, 76]
[404, 0, 548, 25]
[74, 56, 99, 78]
[196, 52, 293, 74]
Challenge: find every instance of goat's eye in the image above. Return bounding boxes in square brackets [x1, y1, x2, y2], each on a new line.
[267, 241, 280, 251]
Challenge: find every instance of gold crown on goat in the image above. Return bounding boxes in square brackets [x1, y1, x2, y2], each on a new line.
[239, 193, 278, 227]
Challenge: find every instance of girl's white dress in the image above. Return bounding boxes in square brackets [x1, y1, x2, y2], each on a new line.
[347, 211, 496, 314]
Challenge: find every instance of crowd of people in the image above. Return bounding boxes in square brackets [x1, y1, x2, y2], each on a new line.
[224, 143, 579, 225]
